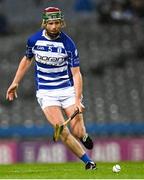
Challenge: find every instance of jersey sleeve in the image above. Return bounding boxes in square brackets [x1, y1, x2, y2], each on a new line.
[66, 38, 80, 67]
[69, 47, 80, 67]
[25, 37, 35, 59]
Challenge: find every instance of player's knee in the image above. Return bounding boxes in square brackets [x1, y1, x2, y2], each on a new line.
[60, 126, 70, 142]
[72, 127, 85, 139]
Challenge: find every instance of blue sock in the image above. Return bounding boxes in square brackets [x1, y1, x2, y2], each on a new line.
[80, 153, 92, 164]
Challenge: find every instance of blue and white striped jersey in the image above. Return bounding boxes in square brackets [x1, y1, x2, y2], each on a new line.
[25, 29, 80, 90]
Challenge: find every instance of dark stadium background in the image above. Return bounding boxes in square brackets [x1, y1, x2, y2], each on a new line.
[0, 0, 144, 163]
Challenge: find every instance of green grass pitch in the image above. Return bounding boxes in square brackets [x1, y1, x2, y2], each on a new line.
[0, 161, 143, 179]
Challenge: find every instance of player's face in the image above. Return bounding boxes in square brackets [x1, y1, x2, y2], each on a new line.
[45, 20, 62, 38]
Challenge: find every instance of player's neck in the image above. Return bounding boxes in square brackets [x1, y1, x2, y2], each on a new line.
[45, 30, 60, 40]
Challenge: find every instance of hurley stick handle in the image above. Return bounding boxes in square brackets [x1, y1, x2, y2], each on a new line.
[63, 109, 79, 126]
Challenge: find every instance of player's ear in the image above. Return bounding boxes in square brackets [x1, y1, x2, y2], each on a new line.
[61, 20, 66, 28]
[41, 20, 47, 29]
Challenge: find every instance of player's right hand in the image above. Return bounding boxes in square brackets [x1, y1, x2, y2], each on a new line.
[6, 83, 18, 101]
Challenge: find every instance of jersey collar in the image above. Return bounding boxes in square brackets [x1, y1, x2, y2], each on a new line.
[42, 29, 60, 40]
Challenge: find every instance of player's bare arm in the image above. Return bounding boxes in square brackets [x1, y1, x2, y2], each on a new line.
[6, 56, 32, 101]
[71, 67, 85, 113]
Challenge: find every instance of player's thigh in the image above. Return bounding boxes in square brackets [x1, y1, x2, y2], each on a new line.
[64, 105, 85, 131]
[43, 106, 65, 126]
[70, 113, 85, 133]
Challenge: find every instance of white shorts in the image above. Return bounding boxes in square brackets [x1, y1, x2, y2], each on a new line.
[36, 86, 75, 109]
